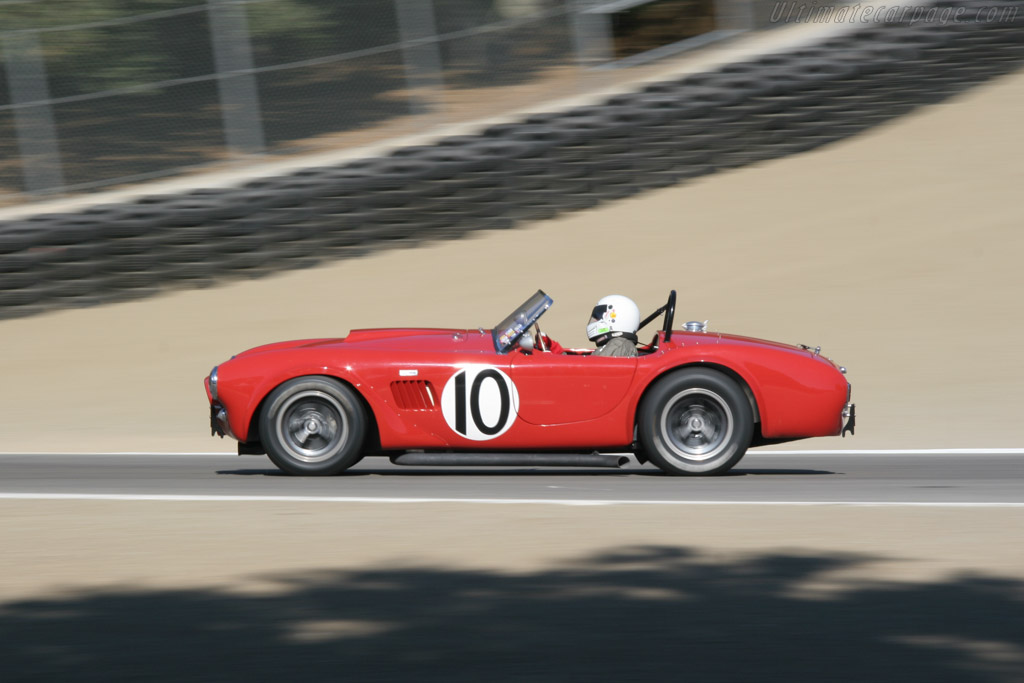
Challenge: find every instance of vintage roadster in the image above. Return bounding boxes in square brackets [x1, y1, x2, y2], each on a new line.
[205, 290, 854, 476]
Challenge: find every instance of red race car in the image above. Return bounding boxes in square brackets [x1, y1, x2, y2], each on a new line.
[204, 290, 854, 476]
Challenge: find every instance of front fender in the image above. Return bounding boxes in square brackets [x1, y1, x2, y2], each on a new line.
[214, 354, 373, 445]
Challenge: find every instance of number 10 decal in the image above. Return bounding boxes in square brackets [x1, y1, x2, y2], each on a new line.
[441, 365, 519, 441]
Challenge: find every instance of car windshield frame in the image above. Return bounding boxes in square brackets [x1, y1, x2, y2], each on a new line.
[492, 290, 553, 353]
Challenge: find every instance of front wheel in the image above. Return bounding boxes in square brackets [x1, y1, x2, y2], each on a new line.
[638, 369, 753, 475]
[259, 376, 367, 476]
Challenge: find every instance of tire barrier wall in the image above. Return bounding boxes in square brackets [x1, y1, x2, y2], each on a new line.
[0, 0, 1021, 320]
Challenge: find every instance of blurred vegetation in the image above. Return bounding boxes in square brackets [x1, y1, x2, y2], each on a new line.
[1, 1, 213, 97]
[0, 0, 574, 192]
[0, 0, 571, 95]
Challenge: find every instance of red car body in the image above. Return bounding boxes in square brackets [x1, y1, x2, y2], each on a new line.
[204, 291, 853, 475]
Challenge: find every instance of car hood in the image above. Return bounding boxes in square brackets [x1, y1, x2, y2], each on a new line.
[232, 328, 491, 358]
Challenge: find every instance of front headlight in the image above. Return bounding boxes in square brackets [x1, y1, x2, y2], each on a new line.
[209, 366, 219, 401]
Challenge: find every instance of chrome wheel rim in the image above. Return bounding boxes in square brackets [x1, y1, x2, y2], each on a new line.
[275, 390, 348, 463]
[660, 388, 734, 462]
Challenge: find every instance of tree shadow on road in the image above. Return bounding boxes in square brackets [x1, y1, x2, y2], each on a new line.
[2, 546, 1022, 682]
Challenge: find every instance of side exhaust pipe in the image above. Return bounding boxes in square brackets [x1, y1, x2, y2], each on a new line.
[390, 452, 630, 468]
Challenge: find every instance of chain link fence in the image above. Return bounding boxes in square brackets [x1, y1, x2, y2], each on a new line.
[0, 0, 775, 204]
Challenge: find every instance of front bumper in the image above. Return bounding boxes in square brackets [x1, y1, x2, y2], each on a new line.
[842, 403, 856, 437]
[210, 403, 234, 440]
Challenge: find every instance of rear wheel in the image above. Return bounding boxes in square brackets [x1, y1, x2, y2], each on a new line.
[638, 369, 753, 475]
[259, 376, 366, 476]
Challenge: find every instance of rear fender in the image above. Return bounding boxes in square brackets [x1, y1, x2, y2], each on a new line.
[636, 340, 846, 438]
[634, 362, 762, 429]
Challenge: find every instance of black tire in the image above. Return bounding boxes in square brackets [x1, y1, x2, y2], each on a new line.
[259, 376, 367, 476]
[638, 369, 754, 476]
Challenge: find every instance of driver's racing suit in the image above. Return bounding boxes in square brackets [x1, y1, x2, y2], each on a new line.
[592, 336, 638, 357]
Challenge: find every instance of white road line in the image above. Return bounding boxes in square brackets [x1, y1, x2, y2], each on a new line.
[0, 452, 234, 456]
[1, 493, 1023, 507]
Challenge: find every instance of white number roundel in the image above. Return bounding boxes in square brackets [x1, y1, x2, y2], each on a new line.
[440, 365, 519, 441]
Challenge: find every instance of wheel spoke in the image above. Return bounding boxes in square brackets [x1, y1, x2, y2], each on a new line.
[294, 427, 313, 445]
[676, 418, 695, 441]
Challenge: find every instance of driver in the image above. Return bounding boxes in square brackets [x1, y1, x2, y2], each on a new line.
[587, 295, 640, 357]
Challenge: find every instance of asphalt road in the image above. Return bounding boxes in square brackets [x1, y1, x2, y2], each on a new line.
[1, 451, 1021, 504]
[4, 450, 1024, 683]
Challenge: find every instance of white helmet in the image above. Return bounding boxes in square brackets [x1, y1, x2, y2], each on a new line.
[587, 295, 640, 345]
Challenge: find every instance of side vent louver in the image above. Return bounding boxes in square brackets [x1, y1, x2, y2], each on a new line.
[390, 380, 438, 411]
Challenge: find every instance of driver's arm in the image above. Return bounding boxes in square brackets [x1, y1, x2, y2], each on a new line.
[537, 333, 564, 354]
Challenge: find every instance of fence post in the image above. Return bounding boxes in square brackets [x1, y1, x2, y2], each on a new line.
[1, 30, 65, 195]
[207, 0, 265, 155]
[571, 0, 614, 68]
[717, 0, 757, 31]
[394, 0, 445, 117]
